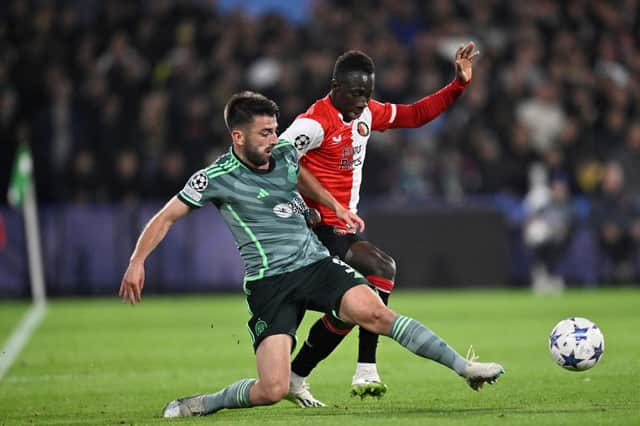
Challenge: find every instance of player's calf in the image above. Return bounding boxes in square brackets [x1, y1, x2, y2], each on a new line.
[162, 378, 255, 417]
[389, 315, 505, 391]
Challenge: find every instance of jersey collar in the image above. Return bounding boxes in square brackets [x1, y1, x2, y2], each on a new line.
[230, 146, 275, 174]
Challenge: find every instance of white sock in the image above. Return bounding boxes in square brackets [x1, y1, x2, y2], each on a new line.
[355, 362, 379, 377]
[290, 371, 305, 389]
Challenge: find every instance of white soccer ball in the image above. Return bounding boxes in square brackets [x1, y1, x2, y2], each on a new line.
[549, 317, 604, 371]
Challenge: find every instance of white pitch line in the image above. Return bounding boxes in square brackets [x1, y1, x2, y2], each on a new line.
[0, 301, 47, 381]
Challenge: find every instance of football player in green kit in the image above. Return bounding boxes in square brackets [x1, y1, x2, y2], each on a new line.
[118, 91, 504, 418]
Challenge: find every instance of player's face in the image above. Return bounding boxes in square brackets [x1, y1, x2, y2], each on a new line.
[331, 71, 374, 122]
[238, 115, 278, 169]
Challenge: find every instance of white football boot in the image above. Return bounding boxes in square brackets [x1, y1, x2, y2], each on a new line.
[285, 373, 326, 408]
[461, 346, 505, 391]
[162, 394, 206, 417]
[351, 363, 388, 399]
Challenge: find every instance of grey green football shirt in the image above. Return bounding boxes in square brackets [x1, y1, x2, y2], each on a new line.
[178, 140, 329, 283]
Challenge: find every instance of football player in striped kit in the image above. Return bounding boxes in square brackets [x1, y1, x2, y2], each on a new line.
[282, 42, 479, 405]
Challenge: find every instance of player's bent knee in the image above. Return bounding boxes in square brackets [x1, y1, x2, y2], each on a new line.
[347, 242, 396, 281]
[258, 380, 289, 404]
[363, 252, 396, 281]
[358, 305, 394, 335]
[376, 255, 397, 281]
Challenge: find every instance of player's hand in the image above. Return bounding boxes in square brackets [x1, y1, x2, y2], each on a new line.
[119, 261, 145, 305]
[455, 41, 479, 84]
[335, 206, 365, 233]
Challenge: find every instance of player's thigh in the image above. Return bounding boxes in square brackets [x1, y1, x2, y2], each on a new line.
[345, 240, 396, 279]
[338, 285, 396, 335]
[255, 334, 293, 386]
[303, 257, 368, 321]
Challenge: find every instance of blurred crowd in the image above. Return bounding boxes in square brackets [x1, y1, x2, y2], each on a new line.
[2, 0, 640, 282]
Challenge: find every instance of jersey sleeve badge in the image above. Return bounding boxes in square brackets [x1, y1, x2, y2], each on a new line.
[181, 170, 208, 203]
[293, 134, 311, 151]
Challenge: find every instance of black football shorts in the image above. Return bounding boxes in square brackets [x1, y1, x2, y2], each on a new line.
[245, 256, 368, 352]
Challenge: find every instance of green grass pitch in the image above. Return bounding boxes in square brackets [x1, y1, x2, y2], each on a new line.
[1, 288, 639, 425]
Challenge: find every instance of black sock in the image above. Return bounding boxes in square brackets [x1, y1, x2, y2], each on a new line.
[357, 291, 390, 364]
[291, 316, 350, 377]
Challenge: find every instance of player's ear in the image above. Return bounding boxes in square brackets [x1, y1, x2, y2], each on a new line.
[231, 128, 245, 146]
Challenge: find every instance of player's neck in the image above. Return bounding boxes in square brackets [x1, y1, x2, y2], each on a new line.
[329, 93, 352, 123]
[232, 146, 273, 172]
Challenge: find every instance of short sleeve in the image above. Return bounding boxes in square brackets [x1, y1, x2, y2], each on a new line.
[369, 99, 397, 132]
[279, 117, 325, 159]
[178, 169, 215, 208]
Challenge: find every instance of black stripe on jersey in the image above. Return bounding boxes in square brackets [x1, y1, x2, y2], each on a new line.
[177, 193, 199, 209]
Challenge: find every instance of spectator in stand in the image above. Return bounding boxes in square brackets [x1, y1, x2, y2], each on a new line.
[31, 67, 87, 202]
[523, 166, 574, 293]
[614, 123, 640, 202]
[109, 148, 143, 204]
[516, 80, 566, 156]
[592, 162, 640, 283]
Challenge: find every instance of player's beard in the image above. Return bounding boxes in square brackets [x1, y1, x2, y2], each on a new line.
[244, 143, 270, 168]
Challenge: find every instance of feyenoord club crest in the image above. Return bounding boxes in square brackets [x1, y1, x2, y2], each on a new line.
[357, 121, 370, 137]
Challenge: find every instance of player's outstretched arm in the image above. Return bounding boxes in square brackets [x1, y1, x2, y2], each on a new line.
[119, 196, 191, 305]
[389, 41, 479, 129]
[297, 166, 365, 232]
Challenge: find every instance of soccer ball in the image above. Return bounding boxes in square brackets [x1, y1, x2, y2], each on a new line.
[548, 317, 604, 371]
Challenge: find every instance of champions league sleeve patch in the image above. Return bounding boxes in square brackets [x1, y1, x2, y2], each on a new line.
[293, 134, 311, 151]
[189, 171, 209, 191]
[182, 171, 208, 202]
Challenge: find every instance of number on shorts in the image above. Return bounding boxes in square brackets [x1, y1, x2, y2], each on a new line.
[331, 257, 364, 278]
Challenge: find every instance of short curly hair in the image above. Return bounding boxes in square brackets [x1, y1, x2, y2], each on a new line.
[332, 50, 375, 82]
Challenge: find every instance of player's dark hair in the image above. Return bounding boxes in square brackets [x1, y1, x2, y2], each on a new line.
[332, 50, 375, 82]
[224, 91, 279, 132]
